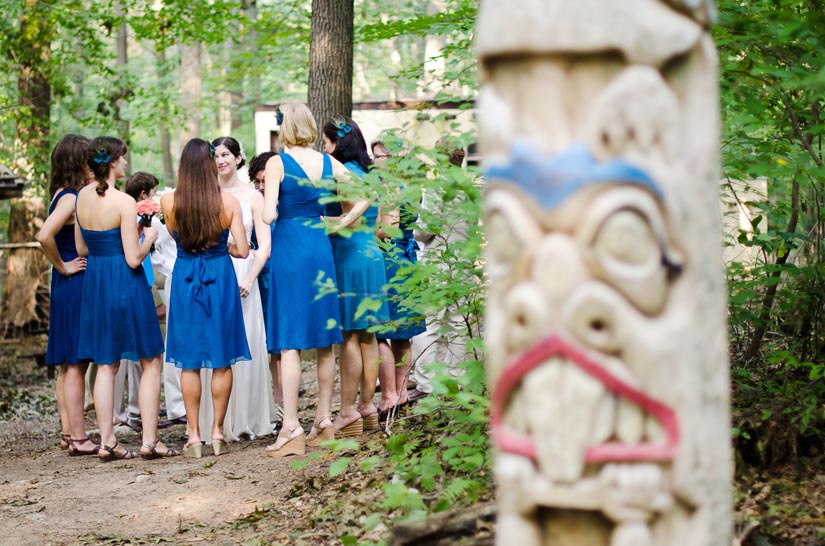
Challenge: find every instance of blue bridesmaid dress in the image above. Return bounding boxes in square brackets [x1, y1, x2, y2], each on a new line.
[45, 190, 88, 365]
[76, 221, 164, 364]
[266, 153, 343, 352]
[166, 230, 250, 369]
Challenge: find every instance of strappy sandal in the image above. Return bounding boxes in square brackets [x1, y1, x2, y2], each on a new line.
[265, 427, 305, 458]
[59, 434, 70, 450]
[306, 419, 334, 447]
[140, 440, 180, 460]
[98, 441, 135, 462]
[67, 437, 100, 457]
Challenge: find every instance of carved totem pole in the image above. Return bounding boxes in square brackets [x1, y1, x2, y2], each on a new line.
[477, 2, 731, 546]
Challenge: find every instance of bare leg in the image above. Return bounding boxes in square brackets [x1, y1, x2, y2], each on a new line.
[357, 332, 379, 417]
[315, 347, 334, 425]
[266, 349, 305, 450]
[138, 354, 174, 455]
[181, 369, 202, 446]
[56, 365, 70, 443]
[393, 339, 413, 405]
[64, 363, 96, 452]
[93, 362, 120, 449]
[210, 367, 232, 441]
[269, 353, 283, 406]
[335, 331, 363, 430]
[377, 340, 399, 411]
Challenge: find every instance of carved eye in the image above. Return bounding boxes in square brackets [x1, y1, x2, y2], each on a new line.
[592, 208, 659, 272]
[576, 187, 681, 316]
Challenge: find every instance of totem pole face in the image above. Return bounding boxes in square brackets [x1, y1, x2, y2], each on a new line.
[478, 1, 730, 545]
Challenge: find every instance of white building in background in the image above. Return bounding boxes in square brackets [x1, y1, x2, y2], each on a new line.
[721, 178, 768, 267]
[254, 100, 476, 160]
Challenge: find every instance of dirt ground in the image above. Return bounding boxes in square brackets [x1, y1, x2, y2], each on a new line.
[0, 335, 336, 546]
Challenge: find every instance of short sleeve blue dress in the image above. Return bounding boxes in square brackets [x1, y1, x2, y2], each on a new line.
[376, 200, 426, 340]
[266, 153, 343, 352]
[327, 161, 390, 332]
[166, 230, 251, 369]
[45, 190, 89, 366]
[76, 220, 164, 365]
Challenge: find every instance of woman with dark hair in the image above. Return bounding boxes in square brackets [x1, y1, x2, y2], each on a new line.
[261, 101, 351, 457]
[161, 138, 250, 458]
[75, 136, 177, 460]
[37, 134, 98, 456]
[322, 116, 390, 436]
[202, 136, 273, 445]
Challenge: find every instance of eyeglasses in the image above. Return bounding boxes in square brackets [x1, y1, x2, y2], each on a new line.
[374, 154, 392, 159]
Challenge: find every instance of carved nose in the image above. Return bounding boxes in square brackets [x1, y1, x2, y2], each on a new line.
[562, 282, 628, 355]
[531, 233, 590, 306]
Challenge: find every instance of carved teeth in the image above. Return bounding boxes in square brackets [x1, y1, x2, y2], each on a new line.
[616, 397, 645, 444]
[516, 355, 668, 482]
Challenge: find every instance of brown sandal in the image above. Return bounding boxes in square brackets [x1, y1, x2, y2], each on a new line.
[67, 437, 100, 457]
[98, 442, 135, 462]
[140, 441, 180, 460]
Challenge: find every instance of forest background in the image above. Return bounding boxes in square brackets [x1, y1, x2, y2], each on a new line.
[0, 0, 823, 544]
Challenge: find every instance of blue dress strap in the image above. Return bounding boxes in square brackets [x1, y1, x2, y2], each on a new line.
[322, 154, 331, 178]
[50, 189, 77, 214]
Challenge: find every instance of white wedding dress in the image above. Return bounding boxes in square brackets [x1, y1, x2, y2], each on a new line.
[199, 190, 275, 443]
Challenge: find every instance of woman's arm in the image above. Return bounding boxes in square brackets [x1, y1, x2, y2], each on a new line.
[238, 189, 270, 297]
[262, 155, 284, 225]
[225, 194, 250, 259]
[120, 196, 156, 269]
[377, 207, 400, 241]
[38, 193, 86, 275]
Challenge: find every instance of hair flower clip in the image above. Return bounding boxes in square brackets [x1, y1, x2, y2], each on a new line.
[208, 142, 216, 158]
[93, 149, 110, 164]
[335, 121, 352, 139]
[275, 106, 284, 126]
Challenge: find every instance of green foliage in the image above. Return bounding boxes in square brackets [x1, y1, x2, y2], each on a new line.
[716, 0, 825, 463]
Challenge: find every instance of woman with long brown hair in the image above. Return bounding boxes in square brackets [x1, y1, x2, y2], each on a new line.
[75, 136, 176, 460]
[161, 138, 250, 458]
[37, 134, 97, 456]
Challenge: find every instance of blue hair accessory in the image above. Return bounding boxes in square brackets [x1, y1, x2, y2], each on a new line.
[208, 142, 216, 158]
[335, 121, 352, 139]
[275, 106, 284, 125]
[93, 149, 110, 164]
[485, 141, 662, 210]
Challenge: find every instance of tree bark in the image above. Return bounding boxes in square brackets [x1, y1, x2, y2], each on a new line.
[180, 43, 203, 143]
[154, 45, 175, 182]
[2, 0, 52, 335]
[307, 0, 354, 136]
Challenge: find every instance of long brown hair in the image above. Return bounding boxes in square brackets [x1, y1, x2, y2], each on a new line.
[174, 138, 223, 251]
[87, 136, 127, 196]
[49, 134, 90, 197]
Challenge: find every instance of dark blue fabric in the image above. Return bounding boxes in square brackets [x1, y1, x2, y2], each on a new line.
[328, 161, 389, 331]
[266, 153, 343, 352]
[45, 190, 88, 365]
[166, 230, 251, 369]
[76, 221, 164, 364]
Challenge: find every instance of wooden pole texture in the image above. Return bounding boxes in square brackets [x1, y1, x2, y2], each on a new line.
[476, 1, 731, 545]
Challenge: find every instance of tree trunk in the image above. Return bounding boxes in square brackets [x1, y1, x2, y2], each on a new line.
[155, 45, 175, 182]
[180, 43, 202, 143]
[307, 0, 353, 135]
[115, 1, 131, 170]
[3, 0, 52, 336]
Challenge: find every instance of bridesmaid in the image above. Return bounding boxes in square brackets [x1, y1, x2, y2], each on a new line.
[372, 142, 426, 414]
[75, 136, 177, 460]
[161, 138, 250, 458]
[37, 134, 97, 456]
[208, 136, 273, 443]
[322, 116, 390, 436]
[262, 101, 350, 457]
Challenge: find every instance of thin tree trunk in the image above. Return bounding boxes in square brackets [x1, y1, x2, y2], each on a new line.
[307, 0, 354, 136]
[180, 43, 202, 142]
[154, 45, 174, 181]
